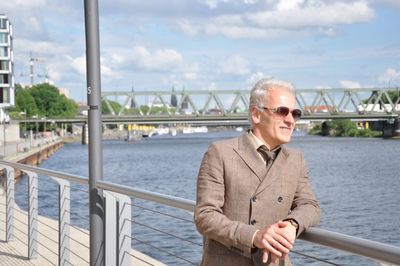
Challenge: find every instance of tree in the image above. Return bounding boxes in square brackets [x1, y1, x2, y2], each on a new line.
[387, 90, 400, 104]
[364, 89, 400, 104]
[11, 84, 38, 117]
[101, 99, 121, 115]
[29, 83, 78, 117]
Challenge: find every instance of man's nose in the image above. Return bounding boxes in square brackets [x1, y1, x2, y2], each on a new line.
[284, 111, 296, 124]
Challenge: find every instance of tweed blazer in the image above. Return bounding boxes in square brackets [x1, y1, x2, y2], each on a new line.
[194, 132, 320, 266]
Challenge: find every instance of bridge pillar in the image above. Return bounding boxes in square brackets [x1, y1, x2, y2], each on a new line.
[82, 123, 89, 145]
[382, 119, 400, 138]
[321, 121, 330, 136]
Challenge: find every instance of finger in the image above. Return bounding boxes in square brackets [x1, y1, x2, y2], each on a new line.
[265, 234, 291, 254]
[272, 232, 294, 249]
[262, 250, 269, 263]
[278, 220, 288, 227]
[262, 237, 283, 257]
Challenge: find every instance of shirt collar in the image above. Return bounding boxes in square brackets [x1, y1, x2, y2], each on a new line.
[248, 130, 281, 152]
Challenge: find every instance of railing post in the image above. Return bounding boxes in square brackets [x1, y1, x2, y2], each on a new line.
[26, 171, 38, 259]
[104, 192, 131, 266]
[104, 192, 117, 265]
[53, 177, 70, 266]
[3, 165, 14, 242]
[117, 194, 131, 266]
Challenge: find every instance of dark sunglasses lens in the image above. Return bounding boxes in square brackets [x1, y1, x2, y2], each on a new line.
[276, 106, 290, 116]
[292, 109, 302, 119]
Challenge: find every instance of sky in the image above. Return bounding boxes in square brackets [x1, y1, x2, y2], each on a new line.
[1, 0, 400, 102]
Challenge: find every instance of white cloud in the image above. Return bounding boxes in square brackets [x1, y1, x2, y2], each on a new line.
[219, 55, 250, 75]
[67, 54, 86, 75]
[340, 80, 361, 88]
[207, 82, 219, 90]
[183, 64, 200, 80]
[131, 46, 183, 71]
[248, 1, 374, 28]
[180, 1, 374, 39]
[378, 68, 400, 85]
[276, 0, 304, 11]
[201, 0, 259, 9]
[246, 72, 271, 87]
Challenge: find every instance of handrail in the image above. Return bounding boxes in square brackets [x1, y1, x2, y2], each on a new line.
[0, 160, 88, 185]
[301, 228, 400, 265]
[97, 180, 194, 212]
[98, 182, 400, 265]
[2, 160, 400, 265]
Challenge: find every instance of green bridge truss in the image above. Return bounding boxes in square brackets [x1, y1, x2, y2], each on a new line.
[101, 88, 399, 120]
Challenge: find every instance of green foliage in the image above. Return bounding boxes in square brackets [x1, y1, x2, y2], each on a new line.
[387, 90, 400, 104]
[9, 85, 38, 117]
[308, 124, 322, 135]
[329, 120, 357, 137]
[140, 105, 150, 114]
[309, 120, 382, 138]
[124, 108, 142, 115]
[10, 83, 78, 118]
[364, 90, 400, 104]
[101, 99, 122, 115]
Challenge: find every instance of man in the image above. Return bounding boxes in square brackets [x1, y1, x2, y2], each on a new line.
[194, 78, 320, 266]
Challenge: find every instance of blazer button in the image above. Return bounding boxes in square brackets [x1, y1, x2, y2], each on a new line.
[252, 196, 257, 202]
[278, 196, 283, 202]
[250, 219, 257, 225]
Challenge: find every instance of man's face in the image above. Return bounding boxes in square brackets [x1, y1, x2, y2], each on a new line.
[252, 87, 297, 149]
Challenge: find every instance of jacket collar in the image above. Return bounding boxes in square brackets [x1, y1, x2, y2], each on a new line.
[234, 131, 289, 194]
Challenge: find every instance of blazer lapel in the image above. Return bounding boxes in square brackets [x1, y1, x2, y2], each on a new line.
[233, 132, 267, 182]
[254, 146, 289, 196]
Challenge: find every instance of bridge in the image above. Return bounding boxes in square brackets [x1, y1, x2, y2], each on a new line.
[15, 87, 400, 137]
[99, 87, 399, 120]
[18, 87, 399, 124]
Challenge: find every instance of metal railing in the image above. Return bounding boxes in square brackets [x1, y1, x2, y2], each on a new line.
[1, 160, 400, 265]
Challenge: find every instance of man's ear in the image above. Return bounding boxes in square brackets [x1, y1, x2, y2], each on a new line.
[251, 107, 261, 124]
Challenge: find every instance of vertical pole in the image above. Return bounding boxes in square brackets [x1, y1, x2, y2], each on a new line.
[84, 1, 104, 265]
[4, 166, 14, 241]
[27, 171, 38, 259]
[57, 178, 70, 266]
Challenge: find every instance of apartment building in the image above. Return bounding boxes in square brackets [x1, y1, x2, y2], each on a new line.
[0, 15, 14, 115]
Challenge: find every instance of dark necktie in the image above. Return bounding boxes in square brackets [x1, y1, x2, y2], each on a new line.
[257, 145, 277, 168]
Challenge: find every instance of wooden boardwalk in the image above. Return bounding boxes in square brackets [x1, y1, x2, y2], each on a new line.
[0, 192, 165, 265]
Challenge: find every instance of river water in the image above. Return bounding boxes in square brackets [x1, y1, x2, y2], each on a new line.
[15, 130, 400, 265]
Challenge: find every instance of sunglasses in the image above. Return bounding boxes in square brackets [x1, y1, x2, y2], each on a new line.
[261, 106, 302, 121]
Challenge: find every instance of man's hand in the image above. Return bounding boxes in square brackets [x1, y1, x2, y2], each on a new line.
[253, 220, 297, 263]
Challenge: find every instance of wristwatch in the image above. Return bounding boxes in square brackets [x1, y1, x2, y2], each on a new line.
[284, 219, 299, 230]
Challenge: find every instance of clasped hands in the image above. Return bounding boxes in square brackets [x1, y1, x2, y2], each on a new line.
[253, 220, 297, 264]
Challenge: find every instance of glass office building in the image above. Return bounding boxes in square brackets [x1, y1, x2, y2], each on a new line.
[0, 14, 14, 108]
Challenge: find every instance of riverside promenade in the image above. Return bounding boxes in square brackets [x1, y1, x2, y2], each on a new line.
[0, 137, 165, 265]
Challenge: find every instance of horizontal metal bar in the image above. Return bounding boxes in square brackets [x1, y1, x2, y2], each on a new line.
[300, 228, 400, 265]
[97, 180, 400, 265]
[3, 160, 400, 265]
[101, 87, 399, 96]
[0, 160, 88, 185]
[18, 112, 399, 124]
[96, 180, 194, 212]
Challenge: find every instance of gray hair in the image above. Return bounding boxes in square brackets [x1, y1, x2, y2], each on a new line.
[248, 78, 295, 121]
